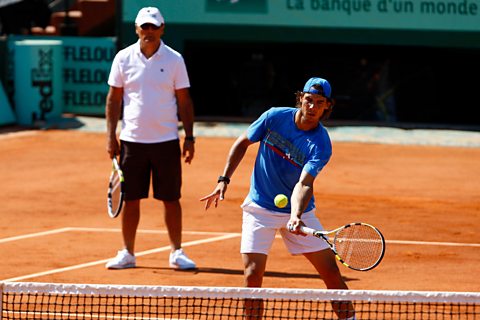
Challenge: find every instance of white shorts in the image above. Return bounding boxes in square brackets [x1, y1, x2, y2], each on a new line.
[240, 200, 330, 255]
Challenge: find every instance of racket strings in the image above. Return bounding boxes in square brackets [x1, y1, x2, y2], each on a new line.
[110, 173, 121, 192]
[334, 225, 384, 270]
[108, 172, 123, 214]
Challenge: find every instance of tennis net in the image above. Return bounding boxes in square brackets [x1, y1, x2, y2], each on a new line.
[1, 282, 479, 319]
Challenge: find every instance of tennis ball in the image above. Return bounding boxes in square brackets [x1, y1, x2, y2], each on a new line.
[274, 194, 288, 208]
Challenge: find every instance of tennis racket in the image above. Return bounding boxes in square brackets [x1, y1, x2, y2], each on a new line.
[107, 156, 124, 218]
[298, 222, 385, 271]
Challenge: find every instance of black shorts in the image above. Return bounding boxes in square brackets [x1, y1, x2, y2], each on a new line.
[120, 139, 182, 201]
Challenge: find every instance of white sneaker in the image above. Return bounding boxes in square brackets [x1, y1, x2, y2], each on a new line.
[169, 248, 196, 270]
[105, 249, 136, 269]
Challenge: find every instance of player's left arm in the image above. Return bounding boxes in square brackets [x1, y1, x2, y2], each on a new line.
[176, 87, 195, 164]
[200, 132, 254, 209]
[288, 170, 315, 234]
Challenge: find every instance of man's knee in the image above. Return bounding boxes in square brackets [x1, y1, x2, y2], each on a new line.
[244, 267, 263, 287]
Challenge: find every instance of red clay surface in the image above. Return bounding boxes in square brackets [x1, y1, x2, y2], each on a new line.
[1, 130, 479, 292]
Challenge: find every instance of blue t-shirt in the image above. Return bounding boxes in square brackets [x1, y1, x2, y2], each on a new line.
[246, 107, 332, 213]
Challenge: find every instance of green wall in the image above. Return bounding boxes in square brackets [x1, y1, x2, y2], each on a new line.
[120, 0, 480, 49]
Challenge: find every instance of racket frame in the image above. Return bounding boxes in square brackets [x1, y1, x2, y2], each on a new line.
[107, 157, 125, 218]
[300, 222, 385, 271]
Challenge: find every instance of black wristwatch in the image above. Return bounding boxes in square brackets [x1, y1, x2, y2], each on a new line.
[185, 136, 195, 142]
[217, 175, 230, 184]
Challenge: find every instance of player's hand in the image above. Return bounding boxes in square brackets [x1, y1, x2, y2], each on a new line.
[107, 137, 120, 159]
[287, 218, 307, 236]
[199, 183, 228, 210]
[183, 140, 195, 164]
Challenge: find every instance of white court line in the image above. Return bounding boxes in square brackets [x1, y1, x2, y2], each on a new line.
[386, 239, 480, 247]
[1, 233, 240, 282]
[1, 227, 479, 282]
[0, 130, 39, 140]
[0, 227, 73, 244]
[69, 227, 235, 236]
[1, 227, 478, 247]
[0, 227, 237, 244]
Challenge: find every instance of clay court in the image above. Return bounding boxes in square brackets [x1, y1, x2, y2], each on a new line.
[1, 127, 479, 293]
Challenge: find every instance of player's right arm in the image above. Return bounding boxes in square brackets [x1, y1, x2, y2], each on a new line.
[287, 170, 315, 235]
[200, 132, 254, 209]
[105, 86, 123, 158]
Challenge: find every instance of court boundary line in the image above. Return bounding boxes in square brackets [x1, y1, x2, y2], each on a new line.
[1, 227, 479, 247]
[1, 230, 240, 282]
[1, 227, 479, 282]
[387, 239, 480, 247]
[0, 227, 239, 244]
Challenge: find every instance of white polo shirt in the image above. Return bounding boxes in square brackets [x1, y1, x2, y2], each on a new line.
[108, 40, 190, 143]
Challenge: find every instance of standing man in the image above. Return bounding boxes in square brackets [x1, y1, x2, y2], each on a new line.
[105, 7, 196, 270]
[200, 77, 355, 319]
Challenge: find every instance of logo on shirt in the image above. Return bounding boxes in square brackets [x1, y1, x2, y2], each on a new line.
[264, 130, 305, 167]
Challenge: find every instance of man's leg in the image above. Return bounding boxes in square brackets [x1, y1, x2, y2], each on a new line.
[122, 199, 141, 254]
[163, 199, 182, 250]
[105, 199, 139, 269]
[304, 249, 355, 319]
[165, 199, 196, 269]
[242, 253, 268, 319]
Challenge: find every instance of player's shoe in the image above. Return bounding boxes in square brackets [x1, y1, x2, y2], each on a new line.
[169, 248, 196, 270]
[105, 249, 136, 269]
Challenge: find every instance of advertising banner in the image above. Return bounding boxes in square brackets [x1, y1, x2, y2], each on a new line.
[61, 37, 115, 115]
[7, 36, 115, 118]
[124, 0, 480, 32]
[14, 40, 62, 126]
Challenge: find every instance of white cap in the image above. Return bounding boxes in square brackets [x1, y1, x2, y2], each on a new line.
[135, 7, 164, 27]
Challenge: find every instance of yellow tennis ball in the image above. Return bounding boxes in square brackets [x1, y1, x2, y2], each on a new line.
[274, 194, 288, 208]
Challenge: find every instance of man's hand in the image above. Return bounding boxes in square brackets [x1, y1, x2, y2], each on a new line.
[199, 183, 228, 210]
[183, 140, 195, 164]
[287, 217, 307, 236]
[106, 136, 120, 159]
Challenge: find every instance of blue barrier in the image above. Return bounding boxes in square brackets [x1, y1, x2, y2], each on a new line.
[0, 80, 16, 126]
[13, 39, 62, 126]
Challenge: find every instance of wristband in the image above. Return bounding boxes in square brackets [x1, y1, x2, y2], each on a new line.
[217, 175, 230, 184]
[185, 136, 195, 142]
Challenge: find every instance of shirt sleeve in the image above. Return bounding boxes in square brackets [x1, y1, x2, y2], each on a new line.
[246, 108, 271, 142]
[107, 52, 124, 88]
[303, 130, 332, 178]
[174, 56, 190, 90]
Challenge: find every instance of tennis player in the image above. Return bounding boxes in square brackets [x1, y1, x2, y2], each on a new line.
[105, 7, 196, 270]
[200, 77, 355, 319]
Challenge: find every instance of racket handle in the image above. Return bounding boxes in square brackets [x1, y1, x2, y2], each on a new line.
[299, 226, 317, 236]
